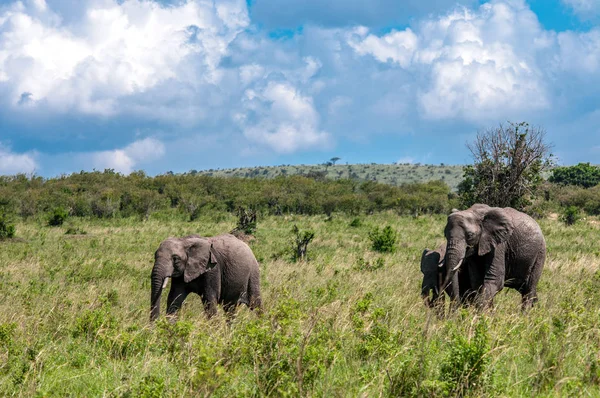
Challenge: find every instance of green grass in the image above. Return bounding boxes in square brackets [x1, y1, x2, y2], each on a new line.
[195, 163, 465, 191]
[1, 212, 599, 396]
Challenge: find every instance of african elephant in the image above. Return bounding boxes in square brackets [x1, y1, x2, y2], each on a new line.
[441, 204, 546, 310]
[421, 243, 476, 311]
[150, 234, 262, 321]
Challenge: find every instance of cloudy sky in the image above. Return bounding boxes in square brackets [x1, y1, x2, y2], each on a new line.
[0, 0, 599, 176]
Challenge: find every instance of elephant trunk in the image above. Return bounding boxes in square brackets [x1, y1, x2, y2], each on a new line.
[150, 259, 173, 322]
[441, 240, 466, 299]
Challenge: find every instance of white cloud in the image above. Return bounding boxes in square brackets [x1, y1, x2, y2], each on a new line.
[90, 138, 165, 174]
[347, 0, 553, 121]
[348, 27, 418, 68]
[236, 82, 332, 153]
[0, 0, 248, 116]
[0, 144, 37, 175]
[557, 28, 600, 75]
[562, 0, 600, 18]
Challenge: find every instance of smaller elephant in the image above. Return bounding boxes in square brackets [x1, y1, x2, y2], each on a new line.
[150, 234, 262, 321]
[421, 243, 475, 311]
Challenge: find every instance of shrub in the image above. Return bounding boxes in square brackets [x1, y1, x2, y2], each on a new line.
[440, 318, 491, 396]
[368, 226, 397, 253]
[233, 207, 257, 235]
[291, 225, 315, 261]
[349, 218, 362, 227]
[0, 213, 15, 239]
[48, 207, 68, 226]
[561, 206, 581, 226]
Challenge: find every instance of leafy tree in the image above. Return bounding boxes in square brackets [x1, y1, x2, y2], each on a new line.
[549, 162, 600, 188]
[458, 122, 553, 210]
[330, 157, 341, 165]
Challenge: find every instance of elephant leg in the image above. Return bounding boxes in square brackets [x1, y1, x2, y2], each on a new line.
[247, 270, 262, 313]
[521, 251, 545, 311]
[477, 249, 506, 310]
[166, 283, 189, 317]
[201, 294, 219, 318]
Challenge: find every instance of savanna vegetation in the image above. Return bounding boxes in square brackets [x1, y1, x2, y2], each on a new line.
[1, 211, 600, 396]
[1, 123, 600, 396]
[193, 163, 465, 191]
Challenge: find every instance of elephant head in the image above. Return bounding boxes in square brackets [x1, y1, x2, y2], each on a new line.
[150, 235, 218, 321]
[420, 245, 446, 308]
[440, 204, 514, 298]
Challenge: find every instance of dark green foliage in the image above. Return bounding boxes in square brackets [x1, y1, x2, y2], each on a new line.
[561, 206, 581, 226]
[369, 226, 397, 253]
[440, 318, 491, 396]
[550, 163, 600, 188]
[291, 225, 315, 261]
[0, 213, 15, 239]
[458, 122, 553, 210]
[48, 207, 68, 226]
[349, 218, 362, 227]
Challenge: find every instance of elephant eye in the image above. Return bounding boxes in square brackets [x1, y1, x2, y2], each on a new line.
[172, 255, 181, 264]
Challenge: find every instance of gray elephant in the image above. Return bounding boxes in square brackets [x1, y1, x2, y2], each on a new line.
[150, 234, 262, 321]
[441, 204, 546, 310]
[421, 243, 476, 311]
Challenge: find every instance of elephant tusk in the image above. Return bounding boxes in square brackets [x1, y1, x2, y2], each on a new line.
[162, 277, 170, 289]
[452, 258, 464, 272]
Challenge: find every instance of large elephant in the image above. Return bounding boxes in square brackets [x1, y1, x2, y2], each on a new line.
[421, 243, 475, 310]
[441, 204, 546, 310]
[150, 234, 262, 321]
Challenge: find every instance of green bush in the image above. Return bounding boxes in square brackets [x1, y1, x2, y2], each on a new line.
[349, 218, 362, 227]
[440, 318, 491, 396]
[48, 207, 68, 226]
[0, 213, 15, 239]
[291, 225, 315, 261]
[561, 206, 581, 226]
[550, 162, 600, 188]
[368, 226, 397, 253]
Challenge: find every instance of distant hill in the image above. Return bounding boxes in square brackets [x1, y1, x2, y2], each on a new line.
[194, 163, 465, 191]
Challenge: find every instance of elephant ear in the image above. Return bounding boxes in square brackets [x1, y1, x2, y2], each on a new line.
[478, 208, 514, 256]
[184, 238, 218, 283]
[421, 249, 443, 274]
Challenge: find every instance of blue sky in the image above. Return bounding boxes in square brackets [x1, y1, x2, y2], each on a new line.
[0, 0, 599, 176]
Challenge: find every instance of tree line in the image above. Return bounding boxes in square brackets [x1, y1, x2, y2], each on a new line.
[0, 170, 456, 222]
[0, 121, 598, 225]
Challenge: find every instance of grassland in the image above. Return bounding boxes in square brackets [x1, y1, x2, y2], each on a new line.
[1, 211, 599, 397]
[195, 164, 465, 191]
